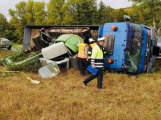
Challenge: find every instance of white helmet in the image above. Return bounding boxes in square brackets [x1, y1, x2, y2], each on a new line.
[97, 37, 105, 42]
[89, 38, 95, 43]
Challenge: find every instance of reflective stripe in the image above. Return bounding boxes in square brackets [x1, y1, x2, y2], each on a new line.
[79, 51, 85, 53]
[95, 65, 104, 67]
[78, 54, 86, 57]
[91, 57, 103, 59]
[90, 44, 104, 68]
[95, 63, 104, 64]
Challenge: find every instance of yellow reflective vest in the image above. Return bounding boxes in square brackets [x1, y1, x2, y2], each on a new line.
[78, 43, 87, 58]
[91, 44, 104, 68]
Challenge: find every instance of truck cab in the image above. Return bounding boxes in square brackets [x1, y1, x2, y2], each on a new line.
[98, 22, 158, 73]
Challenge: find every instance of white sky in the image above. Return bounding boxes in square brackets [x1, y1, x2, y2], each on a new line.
[0, 0, 133, 21]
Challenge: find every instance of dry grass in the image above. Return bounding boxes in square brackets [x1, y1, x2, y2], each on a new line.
[1, 50, 161, 119]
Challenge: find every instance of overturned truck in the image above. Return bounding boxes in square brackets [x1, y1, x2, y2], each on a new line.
[2, 23, 160, 74]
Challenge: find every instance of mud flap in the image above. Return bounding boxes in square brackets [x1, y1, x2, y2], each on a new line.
[146, 57, 156, 73]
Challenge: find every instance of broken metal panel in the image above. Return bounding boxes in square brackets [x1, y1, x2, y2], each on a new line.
[55, 34, 84, 53]
[41, 42, 68, 60]
[39, 28, 53, 43]
[90, 29, 99, 41]
[32, 35, 47, 51]
[39, 57, 69, 69]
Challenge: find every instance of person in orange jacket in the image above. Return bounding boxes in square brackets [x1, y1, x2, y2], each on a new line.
[77, 41, 88, 76]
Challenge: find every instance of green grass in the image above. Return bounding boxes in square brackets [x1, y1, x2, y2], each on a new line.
[12, 43, 23, 50]
[1, 50, 161, 119]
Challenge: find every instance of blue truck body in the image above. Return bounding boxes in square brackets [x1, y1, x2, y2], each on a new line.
[98, 22, 158, 73]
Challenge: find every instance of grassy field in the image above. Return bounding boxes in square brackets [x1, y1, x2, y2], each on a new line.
[12, 43, 23, 50]
[1, 50, 161, 119]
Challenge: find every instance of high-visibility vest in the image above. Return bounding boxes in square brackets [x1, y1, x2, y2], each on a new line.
[88, 43, 96, 59]
[78, 43, 87, 58]
[90, 43, 96, 49]
[91, 44, 104, 68]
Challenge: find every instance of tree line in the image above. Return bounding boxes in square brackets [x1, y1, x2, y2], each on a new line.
[0, 0, 161, 43]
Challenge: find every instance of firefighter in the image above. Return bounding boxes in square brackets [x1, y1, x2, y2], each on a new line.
[87, 38, 96, 63]
[77, 41, 88, 76]
[83, 37, 106, 89]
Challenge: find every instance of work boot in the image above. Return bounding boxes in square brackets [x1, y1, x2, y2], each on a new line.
[80, 73, 85, 76]
[97, 87, 102, 89]
[83, 80, 87, 86]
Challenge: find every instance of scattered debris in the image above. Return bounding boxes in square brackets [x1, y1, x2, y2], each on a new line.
[0, 71, 40, 84]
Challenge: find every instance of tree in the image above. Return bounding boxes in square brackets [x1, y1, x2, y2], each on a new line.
[125, 4, 145, 24]
[33, 1, 46, 25]
[47, 0, 65, 25]
[98, 1, 106, 25]
[25, 0, 34, 24]
[61, 0, 98, 25]
[8, 1, 27, 43]
[105, 6, 114, 23]
[128, 0, 161, 28]
[116, 8, 127, 22]
[0, 13, 8, 38]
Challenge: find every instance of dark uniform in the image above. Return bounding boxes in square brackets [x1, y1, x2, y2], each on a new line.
[83, 37, 106, 89]
[77, 43, 88, 76]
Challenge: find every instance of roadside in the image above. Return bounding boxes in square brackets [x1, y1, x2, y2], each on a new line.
[12, 44, 23, 51]
[0, 44, 23, 52]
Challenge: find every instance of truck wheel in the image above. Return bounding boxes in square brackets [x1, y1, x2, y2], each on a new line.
[8, 46, 11, 50]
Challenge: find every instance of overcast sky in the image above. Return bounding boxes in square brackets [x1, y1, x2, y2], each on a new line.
[0, 0, 133, 21]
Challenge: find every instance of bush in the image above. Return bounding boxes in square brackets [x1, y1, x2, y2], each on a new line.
[16, 40, 22, 44]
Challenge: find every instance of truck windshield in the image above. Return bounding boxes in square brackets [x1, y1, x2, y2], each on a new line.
[125, 23, 142, 73]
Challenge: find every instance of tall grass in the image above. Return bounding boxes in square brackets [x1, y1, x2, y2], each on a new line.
[12, 43, 23, 50]
[1, 50, 161, 119]
[1, 50, 42, 73]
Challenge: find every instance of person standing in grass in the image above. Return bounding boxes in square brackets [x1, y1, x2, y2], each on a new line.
[77, 41, 88, 76]
[83, 37, 106, 89]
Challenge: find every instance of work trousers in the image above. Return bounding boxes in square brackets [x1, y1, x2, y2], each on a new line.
[84, 68, 103, 88]
[78, 58, 88, 75]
